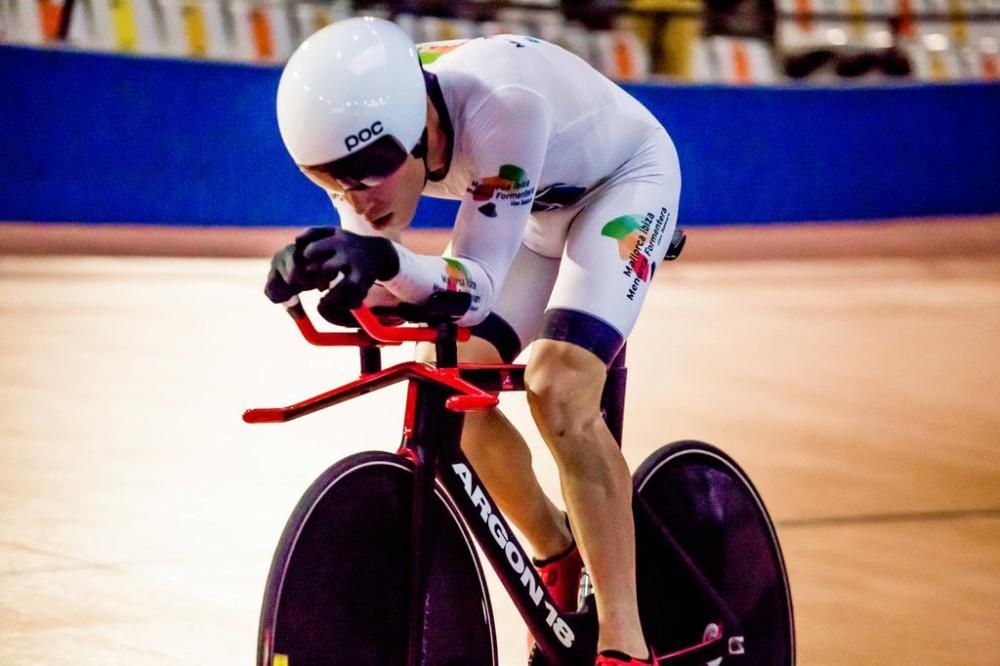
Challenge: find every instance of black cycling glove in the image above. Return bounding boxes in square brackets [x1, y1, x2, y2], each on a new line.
[302, 227, 400, 312]
[263, 227, 336, 304]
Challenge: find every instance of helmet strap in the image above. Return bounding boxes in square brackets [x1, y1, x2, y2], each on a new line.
[411, 128, 428, 160]
[412, 128, 430, 186]
[422, 70, 454, 182]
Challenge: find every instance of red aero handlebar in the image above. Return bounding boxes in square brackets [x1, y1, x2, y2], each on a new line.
[242, 298, 493, 423]
[285, 298, 471, 346]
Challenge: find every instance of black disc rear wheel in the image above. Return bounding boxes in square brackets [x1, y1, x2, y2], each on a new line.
[633, 441, 795, 665]
[258, 451, 496, 666]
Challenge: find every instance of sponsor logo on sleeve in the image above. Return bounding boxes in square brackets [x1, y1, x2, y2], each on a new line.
[434, 258, 481, 313]
[442, 257, 475, 292]
[468, 164, 534, 213]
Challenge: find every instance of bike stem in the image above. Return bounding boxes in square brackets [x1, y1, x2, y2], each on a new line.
[403, 324, 469, 666]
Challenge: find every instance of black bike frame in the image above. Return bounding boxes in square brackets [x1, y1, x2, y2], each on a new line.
[398, 338, 605, 664]
[396, 326, 739, 665]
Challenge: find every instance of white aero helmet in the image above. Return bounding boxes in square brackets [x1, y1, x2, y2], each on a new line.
[276, 17, 427, 187]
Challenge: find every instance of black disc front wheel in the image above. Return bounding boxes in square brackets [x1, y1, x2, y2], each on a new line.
[258, 451, 497, 666]
[633, 441, 795, 665]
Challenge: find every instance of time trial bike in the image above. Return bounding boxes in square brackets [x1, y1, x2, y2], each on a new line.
[244, 244, 794, 666]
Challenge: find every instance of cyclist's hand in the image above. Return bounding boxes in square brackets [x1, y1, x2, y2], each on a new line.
[317, 284, 402, 328]
[263, 227, 336, 304]
[315, 300, 361, 327]
[303, 228, 399, 311]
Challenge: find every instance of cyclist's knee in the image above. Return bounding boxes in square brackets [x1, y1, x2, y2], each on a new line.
[525, 339, 607, 453]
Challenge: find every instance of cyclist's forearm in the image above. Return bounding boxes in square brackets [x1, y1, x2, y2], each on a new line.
[380, 244, 496, 325]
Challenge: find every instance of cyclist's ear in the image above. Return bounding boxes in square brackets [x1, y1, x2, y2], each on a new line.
[411, 128, 428, 160]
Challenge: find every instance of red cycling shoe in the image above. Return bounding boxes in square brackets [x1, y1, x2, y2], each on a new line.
[533, 540, 585, 611]
[527, 539, 584, 655]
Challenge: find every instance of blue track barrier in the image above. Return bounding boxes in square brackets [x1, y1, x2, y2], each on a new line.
[1, 45, 998, 227]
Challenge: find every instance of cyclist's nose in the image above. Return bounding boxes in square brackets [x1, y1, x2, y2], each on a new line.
[345, 190, 374, 218]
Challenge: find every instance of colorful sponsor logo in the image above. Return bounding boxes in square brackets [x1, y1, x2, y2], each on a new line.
[468, 164, 534, 212]
[601, 215, 651, 281]
[470, 164, 530, 202]
[602, 207, 671, 301]
[443, 257, 471, 292]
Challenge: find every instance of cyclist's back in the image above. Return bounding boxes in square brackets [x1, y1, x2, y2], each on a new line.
[419, 35, 665, 213]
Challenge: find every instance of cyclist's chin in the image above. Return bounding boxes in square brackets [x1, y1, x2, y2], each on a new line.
[379, 158, 424, 234]
[380, 193, 421, 235]
[370, 211, 411, 237]
[370, 213, 395, 230]
[370, 213, 400, 232]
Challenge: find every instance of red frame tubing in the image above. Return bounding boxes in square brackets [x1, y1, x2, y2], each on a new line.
[243, 362, 499, 424]
[283, 302, 472, 346]
[401, 380, 420, 441]
[247, 303, 502, 423]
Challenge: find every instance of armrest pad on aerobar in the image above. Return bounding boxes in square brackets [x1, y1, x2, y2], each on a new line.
[352, 306, 472, 343]
[395, 291, 473, 324]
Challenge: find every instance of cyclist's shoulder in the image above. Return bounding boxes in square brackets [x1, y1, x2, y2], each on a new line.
[421, 37, 573, 116]
[418, 34, 543, 67]
[419, 35, 581, 84]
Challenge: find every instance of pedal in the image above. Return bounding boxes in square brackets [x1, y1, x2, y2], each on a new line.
[664, 228, 686, 261]
[577, 567, 593, 611]
[704, 624, 723, 666]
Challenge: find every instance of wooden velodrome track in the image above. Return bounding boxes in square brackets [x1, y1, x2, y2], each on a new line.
[1, 218, 999, 665]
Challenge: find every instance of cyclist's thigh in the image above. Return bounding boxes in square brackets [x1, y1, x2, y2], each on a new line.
[470, 242, 560, 362]
[541, 136, 681, 364]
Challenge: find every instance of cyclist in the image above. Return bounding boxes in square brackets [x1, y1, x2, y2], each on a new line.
[265, 17, 681, 666]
